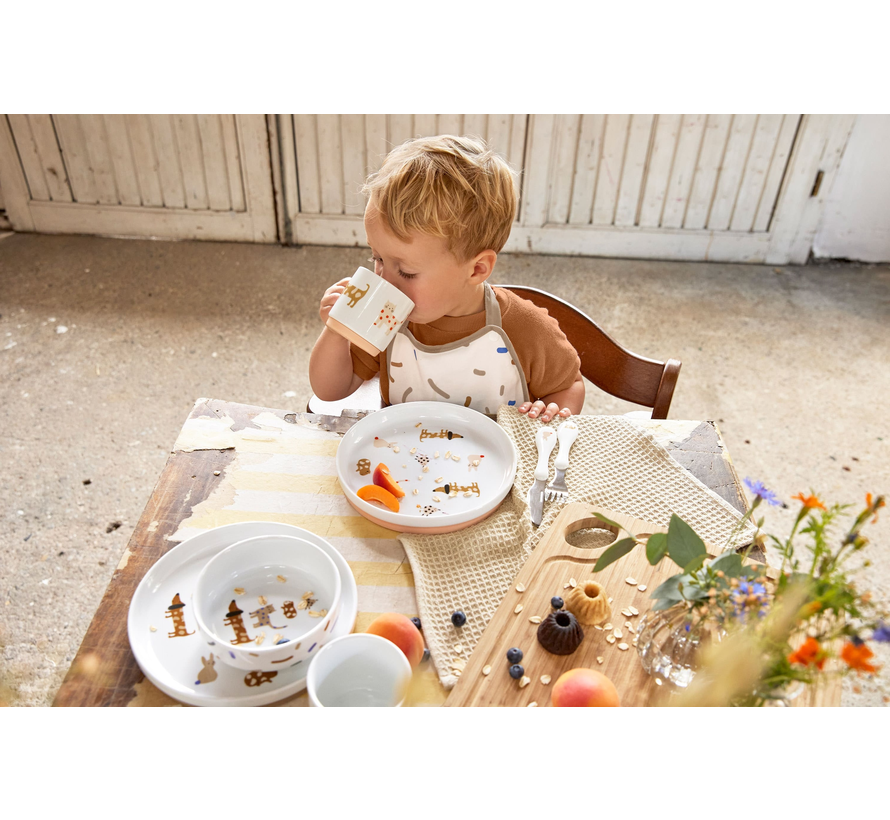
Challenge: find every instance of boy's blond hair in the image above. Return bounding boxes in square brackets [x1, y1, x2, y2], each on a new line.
[362, 135, 517, 262]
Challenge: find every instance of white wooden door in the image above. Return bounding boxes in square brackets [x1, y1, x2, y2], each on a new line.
[276, 113, 853, 265]
[274, 114, 528, 245]
[0, 115, 277, 242]
[511, 114, 854, 264]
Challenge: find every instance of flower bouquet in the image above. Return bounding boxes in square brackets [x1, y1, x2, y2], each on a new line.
[591, 484, 887, 705]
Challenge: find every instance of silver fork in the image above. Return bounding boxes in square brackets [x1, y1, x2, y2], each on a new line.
[544, 420, 579, 503]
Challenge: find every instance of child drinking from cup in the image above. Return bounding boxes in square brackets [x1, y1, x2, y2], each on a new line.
[309, 135, 584, 423]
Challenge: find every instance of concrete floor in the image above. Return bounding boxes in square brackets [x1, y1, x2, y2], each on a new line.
[1, 231, 888, 707]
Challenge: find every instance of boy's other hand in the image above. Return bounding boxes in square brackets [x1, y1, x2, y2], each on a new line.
[517, 400, 572, 424]
[319, 278, 352, 324]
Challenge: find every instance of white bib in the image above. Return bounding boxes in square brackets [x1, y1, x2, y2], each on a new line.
[385, 284, 529, 415]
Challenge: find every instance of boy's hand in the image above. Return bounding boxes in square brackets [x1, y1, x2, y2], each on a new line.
[517, 400, 573, 424]
[318, 277, 352, 324]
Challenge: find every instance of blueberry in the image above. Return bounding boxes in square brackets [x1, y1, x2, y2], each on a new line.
[411, 617, 422, 630]
[506, 647, 523, 664]
[422, 647, 430, 663]
[451, 610, 467, 627]
[551, 596, 564, 610]
[509, 664, 525, 680]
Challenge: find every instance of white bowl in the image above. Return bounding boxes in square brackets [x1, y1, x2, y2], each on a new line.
[335, 401, 518, 533]
[193, 534, 341, 672]
[306, 633, 412, 707]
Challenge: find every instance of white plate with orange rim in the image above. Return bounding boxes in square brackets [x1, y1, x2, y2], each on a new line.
[127, 522, 357, 707]
[336, 402, 518, 534]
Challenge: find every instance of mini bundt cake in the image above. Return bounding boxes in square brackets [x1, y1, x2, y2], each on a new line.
[565, 581, 611, 626]
[536, 610, 584, 655]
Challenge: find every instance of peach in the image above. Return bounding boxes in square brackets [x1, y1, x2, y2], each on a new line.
[357, 484, 401, 512]
[551, 668, 620, 707]
[373, 463, 405, 498]
[365, 612, 425, 668]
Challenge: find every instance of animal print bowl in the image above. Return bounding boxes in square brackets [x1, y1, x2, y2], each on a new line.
[192, 534, 341, 672]
[336, 401, 518, 534]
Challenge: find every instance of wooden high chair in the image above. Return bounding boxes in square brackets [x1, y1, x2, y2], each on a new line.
[308, 285, 681, 419]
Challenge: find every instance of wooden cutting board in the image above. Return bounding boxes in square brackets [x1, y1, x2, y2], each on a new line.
[444, 502, 716, 707]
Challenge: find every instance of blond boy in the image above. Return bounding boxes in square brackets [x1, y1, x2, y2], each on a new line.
[309, 135, 584, 423]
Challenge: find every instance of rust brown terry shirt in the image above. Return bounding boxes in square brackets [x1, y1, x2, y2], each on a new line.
[349, 287, 581, 406]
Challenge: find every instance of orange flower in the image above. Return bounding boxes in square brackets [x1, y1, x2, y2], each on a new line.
[792, 493, 827, 511]
[866, 493, 886, 523]
[841, 642, 879, 675]
[788, 636, 826, 670]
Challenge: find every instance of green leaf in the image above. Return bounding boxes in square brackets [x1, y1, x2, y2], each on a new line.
[682, 554, 708, 574]
[649, 572, 686, 602]
[709, 550, 743, 577]
[645, 532, 669, 565]
[589, 511, 624, 532]
[592, 537, 637, 572]
[666, 514, 708, 569]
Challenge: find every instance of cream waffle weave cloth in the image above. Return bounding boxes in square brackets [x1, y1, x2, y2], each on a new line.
[398, 408, 757, 690]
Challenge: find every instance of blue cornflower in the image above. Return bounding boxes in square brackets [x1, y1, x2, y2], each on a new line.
[730, 579, 770, 621]
[872, 621, 890, 643]
[743, 477, 782, 507]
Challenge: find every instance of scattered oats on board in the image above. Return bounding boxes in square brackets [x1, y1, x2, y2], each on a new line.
[213, 470, 221, 476]
[608, 597, 613, 603]
[451, 658, 467, 671]
[540, 674, 551, 685]
[618, 643, 629, 651]
[563, 582, 571, 589]
[626, 577, 638, 585]
[258, 595, 267, 605]
[606, 634, 616, 644]
[516, 582, 526, 592]
[569, 577, 577, 588]
[625, 621, 634, 630]
[482, 665, 492, 676]
[613, 628, 623, 639]
[528, 702, 538, 707]
[637, 584, 647, 592]
[621, 607, 633, 617]
[597, 656, 604, 664]
[604, 622, 613, 631]
[234, 587, 245, 595]
[628, 605, 639, 615]
[594, 625, 603, 631]
[277, 575, 287, 583]
[529, 615, 542, 624]
[514, 604, 524, 614]
[519, 676, 531, 688]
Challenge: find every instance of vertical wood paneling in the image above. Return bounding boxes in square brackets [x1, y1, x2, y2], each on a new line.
[102, 115, 141, 206]
[413, 114, 437, 135]
[293, 114, 320, 214]
[638, 114, 681, 228]
[707, 114, 757, 230]
[614, 114, 655, 227]
[568, 114, 606, 225]
[388, 115, 414, 149]
[463, 114, 488, 139]
[753, 114, 800, 232]
[54, 115, 99, 204]
[197, 115, 231, 211]
[548, 115, 581, 224]
[661, 114, 706, 229]
[125, 114, 164, 208]
[150, 115, 187, 209]
[506, 115, 527, 179]
[592, 114, 630, 225]
[730, 114, 784, 232]
[317, 114, 344, 214]
[364, 114, 388, 176]
[436, 114, 463, 135]
[26, 115, 72, 202]
[521, 114, 556, 228]
[277, 115, 299, 231]
[340, 114, 366, 215]
[7, 115, 51, 201]
[684, 114, 732, 230]
[219, 114, 245, 212]
[172, 114, 209, 210]
[234, 114, 277, 242]
[77, 115, 119, 204]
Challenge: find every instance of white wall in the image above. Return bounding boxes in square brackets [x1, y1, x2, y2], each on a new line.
[813, 114, 890, 263]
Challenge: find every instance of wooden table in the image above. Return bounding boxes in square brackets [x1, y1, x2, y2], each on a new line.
[52, 398, 837, 707]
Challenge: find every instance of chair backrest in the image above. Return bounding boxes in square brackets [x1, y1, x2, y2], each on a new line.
[499, 285, 681, 419]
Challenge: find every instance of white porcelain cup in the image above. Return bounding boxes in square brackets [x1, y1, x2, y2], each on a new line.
[306, 632, 412, 707]
[326, 266, 415, 356]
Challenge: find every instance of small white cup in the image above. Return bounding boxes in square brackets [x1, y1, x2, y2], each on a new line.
[306, 633, 412, 707]
[326, 266, 414, 356]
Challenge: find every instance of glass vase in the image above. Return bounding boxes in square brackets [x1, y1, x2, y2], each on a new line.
[635, 601, 725, 690]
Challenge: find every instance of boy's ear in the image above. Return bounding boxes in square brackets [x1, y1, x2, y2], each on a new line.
[469, 250, 497, 283]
